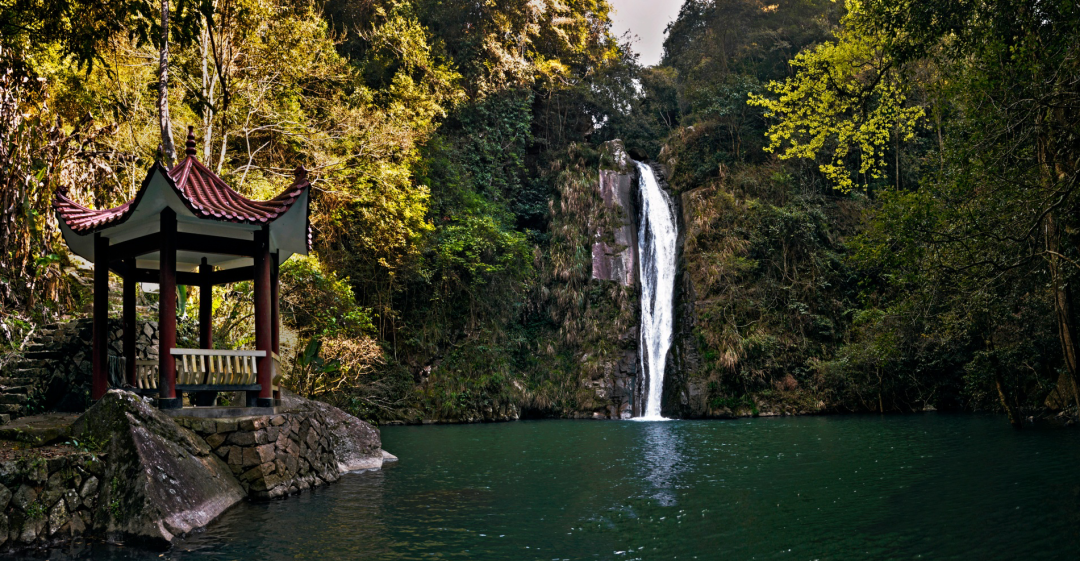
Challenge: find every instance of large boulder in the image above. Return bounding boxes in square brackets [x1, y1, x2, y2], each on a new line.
[280, 390, 383, 472]
[71, 391, 245, 546]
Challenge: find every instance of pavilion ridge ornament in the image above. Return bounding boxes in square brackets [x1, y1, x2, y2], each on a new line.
[53, 126, 311, 410]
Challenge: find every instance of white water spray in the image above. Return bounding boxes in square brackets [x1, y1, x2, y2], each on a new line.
[636, 162, 677, 420]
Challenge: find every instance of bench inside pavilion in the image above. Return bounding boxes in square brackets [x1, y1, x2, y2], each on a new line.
[54, 127, 311, 410]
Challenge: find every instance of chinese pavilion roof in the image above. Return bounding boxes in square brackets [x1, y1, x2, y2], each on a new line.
[53, 127, 311, 267]
[55, 128, 310, 235]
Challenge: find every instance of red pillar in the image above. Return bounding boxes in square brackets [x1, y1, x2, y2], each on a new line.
[271, 252, 280, 400]
[253, 226, 273, 407]
[123, 258, 137, 387]
[199, 257, 213, 349]
[92, 233, 110, 401]
[196, 257, 216, 406]
[158, 208, 181, 409]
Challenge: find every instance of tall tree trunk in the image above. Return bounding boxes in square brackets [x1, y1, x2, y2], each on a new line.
[993, 370, 1022, 428]
[158, 0, 177, 166]
[1046, 214, 1080, 414]
[1037, 76, 1080, 415]
[986, 334, 1022, 428]
[201, 23, 215, 162]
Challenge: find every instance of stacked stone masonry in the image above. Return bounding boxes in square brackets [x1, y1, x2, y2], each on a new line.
[0, 453, 103, 550]
[174, 411, 342, 500]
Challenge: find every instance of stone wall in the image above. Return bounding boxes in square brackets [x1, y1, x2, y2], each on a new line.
[107, 319, 160, 367]
[0, 453, 104, 550]
[174, 412, 341, 500]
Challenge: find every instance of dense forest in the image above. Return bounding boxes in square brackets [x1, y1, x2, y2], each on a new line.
[1, 0, 1078, 426]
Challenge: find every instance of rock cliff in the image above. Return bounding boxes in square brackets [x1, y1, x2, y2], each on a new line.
[585, 140, 641, 419]
[592, 140, 639, 288]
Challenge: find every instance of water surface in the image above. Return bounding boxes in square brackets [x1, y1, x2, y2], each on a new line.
[32, 414, 1080, 560]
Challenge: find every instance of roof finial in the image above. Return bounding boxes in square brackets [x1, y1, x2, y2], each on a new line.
[185, 126, 197, 157]
[294, 164, 308, 183]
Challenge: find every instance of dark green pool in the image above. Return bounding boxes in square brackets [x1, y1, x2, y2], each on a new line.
[35, 414, 1080, 560]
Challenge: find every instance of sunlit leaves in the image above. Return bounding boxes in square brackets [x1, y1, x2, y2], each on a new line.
[748, 4, 924, 192]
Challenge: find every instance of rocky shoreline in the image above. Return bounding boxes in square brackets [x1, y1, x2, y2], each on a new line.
[0, 390, 390, 554]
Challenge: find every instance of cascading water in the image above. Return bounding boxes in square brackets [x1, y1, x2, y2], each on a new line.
[636, 161, 677, 420]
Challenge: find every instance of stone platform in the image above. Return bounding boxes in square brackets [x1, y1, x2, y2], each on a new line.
[163, 406, 284, 419]
[173, 411, 341, 499]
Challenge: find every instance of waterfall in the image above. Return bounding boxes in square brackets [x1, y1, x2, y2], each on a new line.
[636, 162, 677, 420]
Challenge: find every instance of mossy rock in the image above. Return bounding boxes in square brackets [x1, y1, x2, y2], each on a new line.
[71, 391, 244, 546]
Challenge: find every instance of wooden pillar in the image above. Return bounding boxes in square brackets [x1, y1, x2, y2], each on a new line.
[196, 257, 216, 406]
[158, 208, 181, 409]
[253, 226, 273, 407]
[271, 252, 280, 401]
[199, 257, 213, 349]
[92, 233, 110, 401]
[271, 252, 280, 355]
[123, 258, 137, 387]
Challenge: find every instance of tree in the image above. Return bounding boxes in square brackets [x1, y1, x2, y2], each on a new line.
[747, 1, 924, 192]
[784, 0, 1080, 424]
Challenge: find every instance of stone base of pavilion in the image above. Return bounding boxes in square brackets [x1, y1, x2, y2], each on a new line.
[161, 404, 285, 418]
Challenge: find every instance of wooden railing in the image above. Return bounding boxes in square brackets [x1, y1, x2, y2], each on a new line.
[135, 360, 159, 391]
[272, 352, 282, 396]
[171, 348, 266, 392]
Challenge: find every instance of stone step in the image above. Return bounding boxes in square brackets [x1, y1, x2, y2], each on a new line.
[0, 377, 35, 387]
[26, 343, 48, 353]
[0, 403, 24, 415]
[24, 350, 58, 360]
[10, 367, 45, 377]
[0, 394, 28, 405]
[0, 386, 31, 395]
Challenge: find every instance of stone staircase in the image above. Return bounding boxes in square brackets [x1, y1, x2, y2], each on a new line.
[0, 322, 62, 424]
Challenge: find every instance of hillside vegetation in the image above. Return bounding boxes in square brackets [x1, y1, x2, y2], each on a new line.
[2, 0, 1078, 425]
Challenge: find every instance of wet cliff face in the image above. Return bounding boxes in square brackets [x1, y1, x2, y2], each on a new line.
[667, 185, 708, 418]
[654, 141, 709, 419]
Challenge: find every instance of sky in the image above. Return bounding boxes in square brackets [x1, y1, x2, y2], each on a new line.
[608, 0, 686, 66]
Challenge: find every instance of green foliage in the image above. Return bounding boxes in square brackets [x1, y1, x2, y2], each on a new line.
[416, 340, 517, 421]
[27, 0, 1075, 425]
[280, 255, 374, 340]
[679, 158, 859, 398]
[24, 500, 46, 520]
[286, 337, 342, 399]
[802, 0, 1080, 418]
[748, 1, 925, 192]
[65, 433, 106, 462]
[1, 0, 202, 69]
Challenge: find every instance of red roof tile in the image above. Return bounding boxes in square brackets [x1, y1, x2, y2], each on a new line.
[54, 127, 310, 241]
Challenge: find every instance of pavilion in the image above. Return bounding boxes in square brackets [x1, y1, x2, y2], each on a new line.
[53, 127, 311, 409]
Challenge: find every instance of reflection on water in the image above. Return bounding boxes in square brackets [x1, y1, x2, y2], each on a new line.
[639, 421, 682, 507]
[15, 415, 1080, 561]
